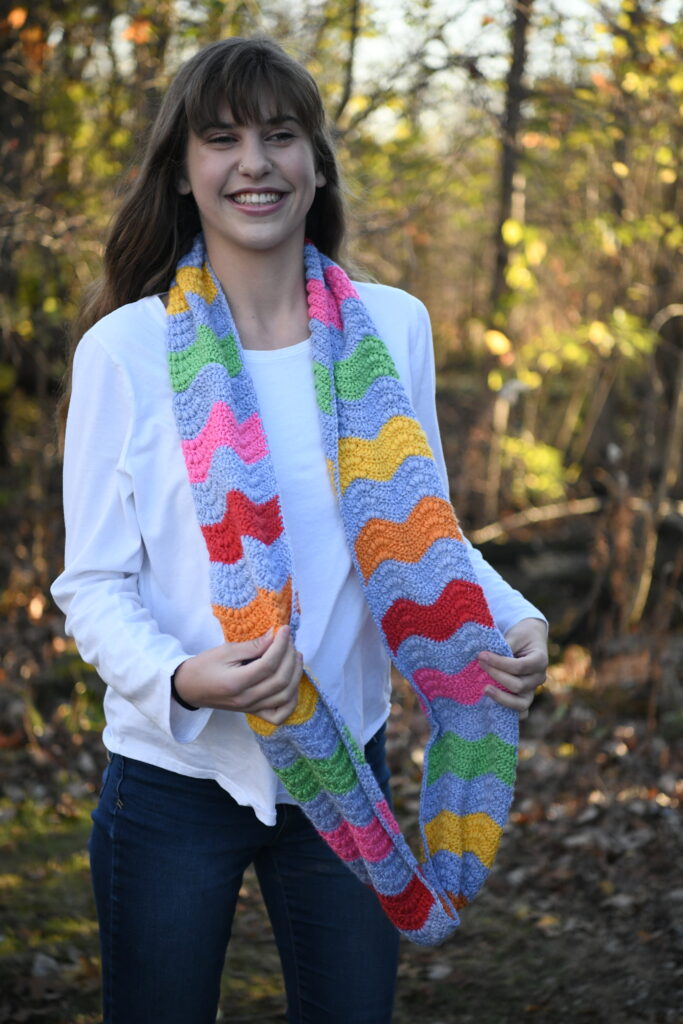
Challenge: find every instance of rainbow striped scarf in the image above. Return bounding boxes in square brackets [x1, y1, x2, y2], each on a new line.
[166, 235, 518, 945]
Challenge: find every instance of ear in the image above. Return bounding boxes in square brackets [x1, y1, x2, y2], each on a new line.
[177, 176, 192, 195]
[315, 170, 326, 188]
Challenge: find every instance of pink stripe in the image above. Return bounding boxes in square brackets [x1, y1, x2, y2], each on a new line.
[413, 660, 493, 706]
[320, 815, 395, 864]
[324, 264, 359, 302]
[377, 799, 400, 835]
[306, 278, 342, 330]
[182, 404, 267, 483]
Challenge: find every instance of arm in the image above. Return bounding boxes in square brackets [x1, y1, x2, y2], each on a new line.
[52, 329, 302, 734]
[51, 331, 213, 741]
[408, 300, 548, 713]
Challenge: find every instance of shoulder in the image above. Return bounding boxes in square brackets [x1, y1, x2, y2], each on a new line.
[353, 281, 429, 332]
[75, 296, 167, 372]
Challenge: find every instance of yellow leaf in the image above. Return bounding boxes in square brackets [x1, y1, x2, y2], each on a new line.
[655, 146, 674, 166]
[519, 369, 542, 389]
[612, 161, 629, 178]
[505, 264, 535, 291]
[487, 370, 503, 392]
[621, 71, 640, 93]
[525, 238, 547, 266]
[536, 914, 561, 930]
[659, 169, 677, 184]
[669, 72, 683, 94]
[501, 218, 524, 246]
[484, 329, 512, 356]
[537, 351, 560, 372]
[42, 297, 59, 313]
[588, 320, 612, 346]
[644, 32, 663, 57]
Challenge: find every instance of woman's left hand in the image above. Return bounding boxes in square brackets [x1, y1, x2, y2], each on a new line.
[477, 617, 548, 718]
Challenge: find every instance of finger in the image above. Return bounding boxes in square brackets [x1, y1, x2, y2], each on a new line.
[486, 685, 534, 713]
[481, 664, 546, 696]
[255, 697, 299, 726]
[243, 660, 304, 717]
[237, 626, 293, 684]
[222, 628, 277, 666]
[478, 649, 547, 676]
[235, 649, 303, 711]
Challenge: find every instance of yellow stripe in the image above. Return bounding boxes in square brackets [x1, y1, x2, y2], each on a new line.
[287, 674, 318, 725]
[338, 417, 433, 494]
[177, 264, 218, 304]
[423, 810, 502, 869]
[246, 672, 317, 737]
[167, 264, 218, 315]
[167, 284, 189, 315]
[325, 458, 336, 492]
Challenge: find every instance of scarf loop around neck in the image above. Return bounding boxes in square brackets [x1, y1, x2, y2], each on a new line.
[166, 235, 518, 946]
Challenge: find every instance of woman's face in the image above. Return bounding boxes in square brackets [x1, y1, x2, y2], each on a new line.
[179, 104, 326, 262]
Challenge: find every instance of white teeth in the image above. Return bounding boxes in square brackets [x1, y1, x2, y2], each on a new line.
[231, 192, 282, 205]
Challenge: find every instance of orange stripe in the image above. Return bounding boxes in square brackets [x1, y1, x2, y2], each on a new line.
[355, 496, 462, 582]
[212, 579, 292, 642]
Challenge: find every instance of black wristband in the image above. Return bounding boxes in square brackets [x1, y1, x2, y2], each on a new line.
[171, 670, 198, 711]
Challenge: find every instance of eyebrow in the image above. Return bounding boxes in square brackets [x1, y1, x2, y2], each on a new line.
[205, 115, 301, 130]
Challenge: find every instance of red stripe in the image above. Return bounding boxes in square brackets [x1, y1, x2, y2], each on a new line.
[201, 491, 283, 564]
[381, 579, 494, 655]
[376, 874, 435, 932]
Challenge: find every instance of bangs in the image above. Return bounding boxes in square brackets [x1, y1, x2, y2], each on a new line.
[184, 44, 325, 137]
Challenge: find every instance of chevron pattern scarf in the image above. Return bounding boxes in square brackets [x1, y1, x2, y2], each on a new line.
[166, 234, 518, 946]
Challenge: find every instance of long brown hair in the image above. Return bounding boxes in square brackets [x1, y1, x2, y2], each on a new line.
[73, 36, 347, 343]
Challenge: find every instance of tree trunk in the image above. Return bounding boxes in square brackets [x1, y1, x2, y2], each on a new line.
[490, 0, 534, 316]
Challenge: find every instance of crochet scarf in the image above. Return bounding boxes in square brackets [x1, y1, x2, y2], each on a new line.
[166, 234, 518, 946]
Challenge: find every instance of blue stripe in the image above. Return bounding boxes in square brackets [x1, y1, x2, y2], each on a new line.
[173, 364, 260, 439]
[190, 448, 278, 524]
[364, 539, 479, 617]
[395, 622, 511, 679]
[421, 773, 514, 827]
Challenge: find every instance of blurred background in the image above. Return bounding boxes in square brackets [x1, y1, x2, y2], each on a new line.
[1, 1, 681, 1022]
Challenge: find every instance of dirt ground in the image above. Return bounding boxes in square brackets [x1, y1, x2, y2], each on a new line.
[1, 654, 681, 1024]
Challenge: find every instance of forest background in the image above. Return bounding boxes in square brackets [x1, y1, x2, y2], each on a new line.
[0, 1, 682, 1022]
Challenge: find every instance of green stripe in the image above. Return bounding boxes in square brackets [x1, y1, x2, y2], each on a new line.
[342, 724, 364, 764]
[313, 360, 332, 414]
[168, 324, 241, 392]
[333, 335, 399, 400]
[427, 733, 516, 787]
[275, 741, 358, 803]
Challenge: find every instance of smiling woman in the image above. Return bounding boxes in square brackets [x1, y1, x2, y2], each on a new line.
[178, 112, 326, 305]
[51, 35, 548, 1024]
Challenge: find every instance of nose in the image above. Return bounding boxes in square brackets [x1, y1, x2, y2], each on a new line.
[237, 135, 272, 178]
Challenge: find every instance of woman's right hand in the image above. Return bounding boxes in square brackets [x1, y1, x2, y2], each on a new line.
[172, 626, 303, 725]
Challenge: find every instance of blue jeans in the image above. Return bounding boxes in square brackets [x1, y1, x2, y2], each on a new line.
[89, 726, 399, 1024]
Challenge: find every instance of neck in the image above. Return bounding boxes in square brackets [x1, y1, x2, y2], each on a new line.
[205, 236, 310, 351]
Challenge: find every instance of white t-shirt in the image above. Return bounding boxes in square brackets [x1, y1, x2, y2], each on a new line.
[51, 283, 544, 825]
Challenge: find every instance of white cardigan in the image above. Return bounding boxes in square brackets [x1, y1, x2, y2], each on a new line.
[52, 283, 544, 825]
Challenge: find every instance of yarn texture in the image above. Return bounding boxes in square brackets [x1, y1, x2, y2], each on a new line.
[166, 235, 519, 945]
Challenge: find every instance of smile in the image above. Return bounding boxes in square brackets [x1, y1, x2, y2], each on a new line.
[230, 192, 284, 206]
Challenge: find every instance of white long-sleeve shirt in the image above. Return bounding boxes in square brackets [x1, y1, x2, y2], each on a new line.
[51, 282, 544, 825]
